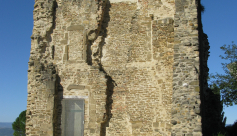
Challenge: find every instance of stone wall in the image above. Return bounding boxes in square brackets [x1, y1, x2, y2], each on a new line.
[26, 0, 207, 135]
[171, 0, 202, 135]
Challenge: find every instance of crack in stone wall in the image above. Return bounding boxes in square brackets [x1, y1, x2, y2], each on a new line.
[100, 73, 116, 136]
[84, 2, 116, 135]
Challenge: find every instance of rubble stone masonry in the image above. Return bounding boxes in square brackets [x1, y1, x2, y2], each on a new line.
[26, 0, 208, 135]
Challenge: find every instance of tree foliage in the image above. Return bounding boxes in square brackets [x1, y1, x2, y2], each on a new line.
[200, 3, 205, 13]
[12, 110, 26, 136]
[210, 42, 237, 106]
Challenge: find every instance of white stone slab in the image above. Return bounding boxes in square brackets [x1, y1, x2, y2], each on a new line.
[63, 95, 89, 99]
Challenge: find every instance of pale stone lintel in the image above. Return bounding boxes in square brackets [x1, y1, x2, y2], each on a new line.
[67, 25, 84, 31]
[67, 84, 85, 90]
[63, 95, 89, 99]
[110, 0, 136, 3]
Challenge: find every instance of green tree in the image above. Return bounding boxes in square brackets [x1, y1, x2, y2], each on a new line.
[12, 110, 26, 136]
[210, 42, 237, 106]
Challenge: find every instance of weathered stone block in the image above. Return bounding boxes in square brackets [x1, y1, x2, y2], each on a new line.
[67, 25, 84, 31]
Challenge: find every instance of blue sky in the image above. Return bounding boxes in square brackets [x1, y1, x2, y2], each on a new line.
[0, 0, 236, 125]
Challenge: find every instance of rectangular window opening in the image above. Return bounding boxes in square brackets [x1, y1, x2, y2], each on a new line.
[62, 98, 84, 136]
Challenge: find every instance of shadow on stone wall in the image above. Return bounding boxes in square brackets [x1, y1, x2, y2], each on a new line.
[55, 75, 63, 136]
[97, 1, 116, 136]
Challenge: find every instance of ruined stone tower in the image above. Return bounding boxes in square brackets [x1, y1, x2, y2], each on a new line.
[26, 0, 209, 135]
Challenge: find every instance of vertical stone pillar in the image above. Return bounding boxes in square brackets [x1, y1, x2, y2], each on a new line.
[152, 18, 174, 135]
[172, 0, 202, 135]
[26, 0, 57, 135]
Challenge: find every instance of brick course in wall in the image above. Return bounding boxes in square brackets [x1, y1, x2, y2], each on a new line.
[26, 0, 207, 135]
